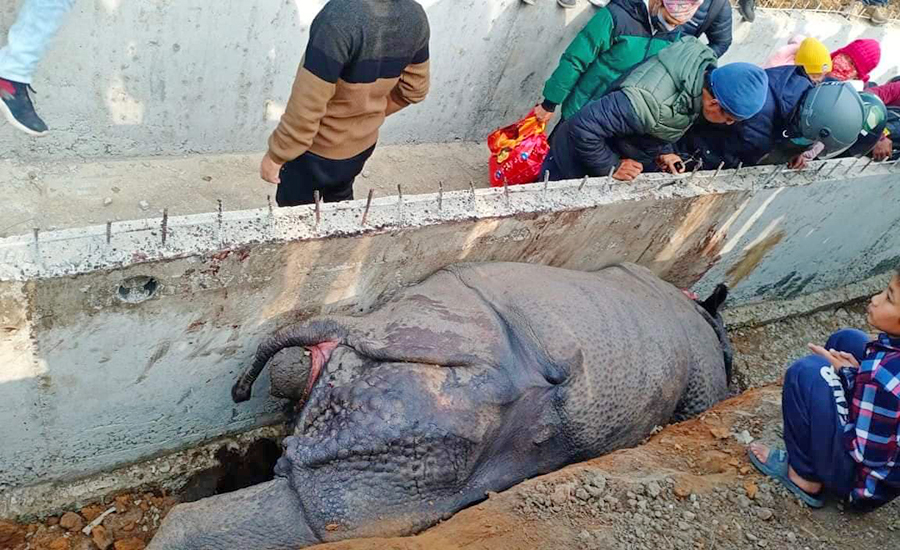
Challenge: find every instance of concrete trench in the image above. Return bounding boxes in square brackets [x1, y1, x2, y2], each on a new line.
[0, 1, 899, 536]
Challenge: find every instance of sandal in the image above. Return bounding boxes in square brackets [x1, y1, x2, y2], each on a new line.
[747, 448, 824, 508]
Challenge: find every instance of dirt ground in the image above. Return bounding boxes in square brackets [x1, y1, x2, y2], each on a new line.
[3, 303, 898, 550]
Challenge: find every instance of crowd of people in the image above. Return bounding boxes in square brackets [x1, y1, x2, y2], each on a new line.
[534, 0, 896, 182]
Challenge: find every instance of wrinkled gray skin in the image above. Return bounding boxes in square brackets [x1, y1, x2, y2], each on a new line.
[150, 262, 731, 549]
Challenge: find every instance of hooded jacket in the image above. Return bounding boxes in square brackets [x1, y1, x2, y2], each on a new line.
[679, 0, 733, 58]
[541, 0, 682, 120]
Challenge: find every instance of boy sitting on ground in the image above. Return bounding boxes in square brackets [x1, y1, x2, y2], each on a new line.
[749, 269, 900, 509]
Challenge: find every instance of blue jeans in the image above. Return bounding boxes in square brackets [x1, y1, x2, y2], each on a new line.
[861, 0, 888, 7]
[782, 329, 869, 498]
[0, 0, 76, 84]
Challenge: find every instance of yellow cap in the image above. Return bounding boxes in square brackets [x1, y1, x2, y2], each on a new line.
[795, 38, 832, 76]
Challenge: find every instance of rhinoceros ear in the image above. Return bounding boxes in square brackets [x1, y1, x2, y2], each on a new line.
[700, 284, 729, 317]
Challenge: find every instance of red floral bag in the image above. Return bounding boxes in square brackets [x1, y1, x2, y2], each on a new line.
[487, 110, 549, 187]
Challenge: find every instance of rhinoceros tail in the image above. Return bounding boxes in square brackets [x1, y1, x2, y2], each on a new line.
[232, 320, 348, 404]
[700, 284, 728, 318]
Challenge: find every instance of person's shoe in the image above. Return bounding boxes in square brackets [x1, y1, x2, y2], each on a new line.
[0, 78, 48, 137]
[865, 5, 888, 26]
[557, 0, 577, 8]
[589, 0, 610, 6]
[738, 0, 756, 22]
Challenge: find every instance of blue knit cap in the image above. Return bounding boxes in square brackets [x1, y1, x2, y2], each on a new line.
[709, 63, 769, 121]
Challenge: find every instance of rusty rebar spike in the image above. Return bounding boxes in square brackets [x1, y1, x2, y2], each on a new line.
[267, 195, 273, 217]
[437, 181, 443, 212]
[762, 165, 781, 187]
[543, 170, 550, 195]
[106, 221, 112, 245]
[161, 208, 169, 246]
[396, 185, 403, 224]
[32, 228, 40, 263]
[361, 189, 374, 226]
[608, 166, 615, 181]
[826, 161, 842, 179]
[861, 158, 874, 174]
[728, 162, 743, 185]
[689, 161, 702, 183]
[713, 161, 725, 179]
[814, 162, 827, 177]
[845, 157, 861, 176]
[578, 175, 589, 191]
[469, 180, 476, 203]
[217, 199, 223, 237]
[314, 190, 321, 228]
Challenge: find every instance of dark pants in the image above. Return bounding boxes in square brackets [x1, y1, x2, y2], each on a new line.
[276, 145, 376, 207]
[782, 328, 868, 497]
[862, 0, 888, 7]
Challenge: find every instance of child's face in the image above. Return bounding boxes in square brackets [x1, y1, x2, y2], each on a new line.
[830, 54, 859, 82]
[868, 274, 900, 336]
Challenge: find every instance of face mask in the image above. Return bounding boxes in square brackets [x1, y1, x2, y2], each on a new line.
[656, 12, 677, 31]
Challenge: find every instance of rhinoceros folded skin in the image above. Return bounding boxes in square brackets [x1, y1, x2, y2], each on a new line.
[150, 262, 731, 550]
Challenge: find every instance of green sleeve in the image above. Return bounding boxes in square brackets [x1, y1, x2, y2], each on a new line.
[541, 10, 615, 108]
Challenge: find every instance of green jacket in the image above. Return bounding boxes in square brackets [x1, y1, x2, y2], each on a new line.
[618, 36, 718, 143]
[542, 0, 681, 120]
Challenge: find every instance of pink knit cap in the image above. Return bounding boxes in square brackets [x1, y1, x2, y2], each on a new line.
[831, 39, 881, 83]
[662, 0, 705, 21]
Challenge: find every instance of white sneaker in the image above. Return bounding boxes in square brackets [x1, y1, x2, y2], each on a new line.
[589, 0, 610, 6]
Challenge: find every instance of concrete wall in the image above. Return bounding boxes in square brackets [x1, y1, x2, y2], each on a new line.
[2, 159, 900, 501]
[2, 4, 898, 161]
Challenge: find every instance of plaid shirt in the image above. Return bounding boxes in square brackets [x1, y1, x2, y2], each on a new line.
[840, 334, 900, 505]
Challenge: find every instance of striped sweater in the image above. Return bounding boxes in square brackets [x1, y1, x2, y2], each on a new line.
[268, 0, 431, 164]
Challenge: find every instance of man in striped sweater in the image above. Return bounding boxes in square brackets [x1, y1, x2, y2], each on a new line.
[261, 0, 431, 206]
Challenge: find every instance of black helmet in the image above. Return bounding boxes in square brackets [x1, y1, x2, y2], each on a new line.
[844, 92, 888, 157]
[791, 82, 865, 157]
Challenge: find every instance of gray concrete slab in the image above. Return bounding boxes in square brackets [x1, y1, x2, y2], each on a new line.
[0, 142, 488, 237]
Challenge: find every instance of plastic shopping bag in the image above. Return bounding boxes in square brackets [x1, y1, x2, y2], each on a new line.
[487, 111, 549, 187]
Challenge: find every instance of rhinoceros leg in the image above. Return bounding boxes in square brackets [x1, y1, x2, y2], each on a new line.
[148, 478, 319, 550]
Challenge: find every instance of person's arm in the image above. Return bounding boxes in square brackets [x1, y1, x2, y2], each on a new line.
[703, 3, 733, 58]
[386, 33, 431, 116]
[844, 378, 900, 505]
[267, 14, 351, 165]
[870, 81, 900, 108]
[540, 10, 616, 113]
[568, 91, 643, 176]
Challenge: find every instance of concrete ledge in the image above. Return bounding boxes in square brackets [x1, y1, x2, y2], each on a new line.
[0, 158, 892, 281]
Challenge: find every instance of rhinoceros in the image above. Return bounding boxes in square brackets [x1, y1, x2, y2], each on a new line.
[149, 262, 732, 549]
